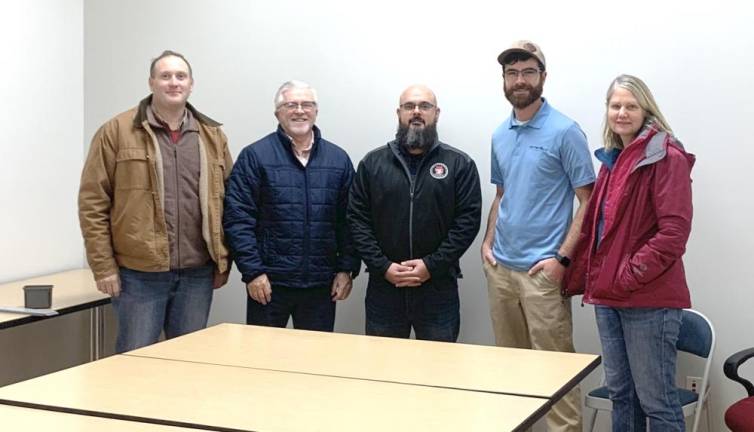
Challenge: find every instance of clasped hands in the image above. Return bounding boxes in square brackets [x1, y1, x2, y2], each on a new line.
[385, 259, 431, 287]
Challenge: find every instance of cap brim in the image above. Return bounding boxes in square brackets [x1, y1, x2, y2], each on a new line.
[497, 48, 530, 66]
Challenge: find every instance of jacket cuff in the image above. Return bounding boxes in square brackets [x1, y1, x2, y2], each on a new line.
[241, 270, 265, 284]
[423, 256, 441, 278]
[376, 260, 391, 277]
[92, 261, 119, 281]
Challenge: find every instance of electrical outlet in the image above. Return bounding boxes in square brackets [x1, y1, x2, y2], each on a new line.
[686, 376, 702, 393]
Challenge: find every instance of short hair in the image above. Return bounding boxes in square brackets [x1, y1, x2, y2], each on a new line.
[273, 80, 318, 109]
[602, 74, 673, 150]
[501, 52, 545, 72]
[150, 50, 193, 78]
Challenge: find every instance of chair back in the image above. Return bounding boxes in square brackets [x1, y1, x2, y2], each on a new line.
[679, 309, 716, 432]
[678, 309, 714, 358]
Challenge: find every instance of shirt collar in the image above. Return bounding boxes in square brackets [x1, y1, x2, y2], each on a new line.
[506, 97, 550, 130]
[146, 105, 197, 133]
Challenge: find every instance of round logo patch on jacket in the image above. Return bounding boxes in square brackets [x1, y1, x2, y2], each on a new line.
[429, 162, 449, 179]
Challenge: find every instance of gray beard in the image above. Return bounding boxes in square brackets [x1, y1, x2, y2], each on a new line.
[396, 122, 438, 152]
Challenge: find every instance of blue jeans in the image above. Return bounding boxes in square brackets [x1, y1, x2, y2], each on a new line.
[595, 306, 685, 431]
[365, 277, 460, 342]
[112, 264, 214, 353]
[246, 286, 336, 331]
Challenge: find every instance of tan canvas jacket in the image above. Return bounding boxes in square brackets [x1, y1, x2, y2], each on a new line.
[78, 96, 232, 280]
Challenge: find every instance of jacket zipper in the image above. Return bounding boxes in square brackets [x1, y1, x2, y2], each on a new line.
[394, 152, 416, 258]
[409, 180, 415, 258]
[174, 145, 181, 269]
[303, 162, 310, 285]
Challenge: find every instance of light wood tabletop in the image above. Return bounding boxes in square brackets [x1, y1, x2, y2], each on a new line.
[0, 269, 108, 329]
[0, 404, 196, 431]
[128, 323, 600, 399]
[0, 354, 550, 432]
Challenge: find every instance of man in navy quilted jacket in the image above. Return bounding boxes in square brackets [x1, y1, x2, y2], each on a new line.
[223, 80, 359, 331]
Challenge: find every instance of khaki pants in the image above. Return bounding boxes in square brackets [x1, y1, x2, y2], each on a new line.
[484, 262, 582, 432]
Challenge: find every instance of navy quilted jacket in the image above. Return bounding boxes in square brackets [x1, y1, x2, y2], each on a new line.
[223, 125, 359, 288]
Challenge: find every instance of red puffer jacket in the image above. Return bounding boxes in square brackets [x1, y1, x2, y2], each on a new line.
[563, 123, 695, 308]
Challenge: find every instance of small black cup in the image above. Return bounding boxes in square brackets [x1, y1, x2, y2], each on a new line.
[23, 285, 53, 309]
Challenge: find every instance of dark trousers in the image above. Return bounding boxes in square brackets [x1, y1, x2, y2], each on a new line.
[365, 277, 460, 342]
[246, 286, 336, 332]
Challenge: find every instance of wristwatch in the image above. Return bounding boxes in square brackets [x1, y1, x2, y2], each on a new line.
[554, 253, 571, 268]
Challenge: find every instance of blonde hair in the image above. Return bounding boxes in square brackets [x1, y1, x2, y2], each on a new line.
[602, 74, 673, 150]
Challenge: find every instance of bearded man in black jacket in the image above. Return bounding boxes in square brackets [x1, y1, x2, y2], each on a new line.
[348, 84, 482, 342]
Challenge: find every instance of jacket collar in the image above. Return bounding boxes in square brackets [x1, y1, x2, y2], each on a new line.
[387, 137, 441, 158]
[133, 95, 222, 129]
[601, 120, 691, 173]
[506, 98, 550, 130]
[595, 147, 622, 171]
[276, 124, 322, 152]
[627, 121, 670, 172]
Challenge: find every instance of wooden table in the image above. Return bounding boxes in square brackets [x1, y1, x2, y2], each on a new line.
[0, 269, 109, 359]
[0, 354, 551, 432]
[129, 323, 600, 400]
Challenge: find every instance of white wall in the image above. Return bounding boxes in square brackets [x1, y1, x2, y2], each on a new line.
[80, 0, 753, 430]
[0, 0, 90, 386]
[0, 1, 84, 282]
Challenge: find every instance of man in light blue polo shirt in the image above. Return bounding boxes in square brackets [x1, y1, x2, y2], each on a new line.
[481, 40, 595, 432]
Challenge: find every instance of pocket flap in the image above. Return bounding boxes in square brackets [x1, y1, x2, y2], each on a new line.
[116, 148, 148, 162]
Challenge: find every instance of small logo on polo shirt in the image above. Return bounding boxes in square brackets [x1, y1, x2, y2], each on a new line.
[430, 163, 448, 179]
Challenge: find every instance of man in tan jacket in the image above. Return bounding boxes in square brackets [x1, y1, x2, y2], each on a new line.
[79, 50, 232, 353]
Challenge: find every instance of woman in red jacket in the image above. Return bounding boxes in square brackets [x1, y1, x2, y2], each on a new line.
[564, 74, 695, 431]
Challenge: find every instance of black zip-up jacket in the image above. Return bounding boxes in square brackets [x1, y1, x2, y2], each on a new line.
[348, 140, 482, 281]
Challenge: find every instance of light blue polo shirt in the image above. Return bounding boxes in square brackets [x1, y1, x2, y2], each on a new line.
[490, 98, 595, 271]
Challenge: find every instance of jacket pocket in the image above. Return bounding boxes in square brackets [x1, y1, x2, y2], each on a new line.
[614, 254, 641, 293]
[212, 160, 226, 199]
[115, 148, 151, 190]
[429, 276, 459, 292]
[588, 263, 631, 301]
[111, 189, 157, 259]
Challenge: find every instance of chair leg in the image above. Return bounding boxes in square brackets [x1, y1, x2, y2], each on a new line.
[584, 407, 598, 432]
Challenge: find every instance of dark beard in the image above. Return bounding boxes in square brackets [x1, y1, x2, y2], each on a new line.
[396, 122, 438, 153]
[504, 80, 544, 109]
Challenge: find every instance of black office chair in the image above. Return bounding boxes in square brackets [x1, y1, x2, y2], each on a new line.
[723, 348, 754, 432]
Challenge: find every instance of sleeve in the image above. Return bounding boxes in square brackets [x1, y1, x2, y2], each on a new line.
[347, 158, 392, 276]
[335, 155, 361, 277]
[423, 157, 483, 278]
[560, 123, 596, 188]
[218, 128, 234, 267]
[78, 122, 119, 280]
[490, 136, 504, 187]
[562, 167, 607, 297]
[221, 129, 234, 181]
[624, 146, 693, 286]
[222, 148, 265, 283]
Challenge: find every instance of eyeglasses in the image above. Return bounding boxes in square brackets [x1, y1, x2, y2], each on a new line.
[278, 101, 317, 112]
[400, 102, 435, 112]
[503, 68, 541, 81]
